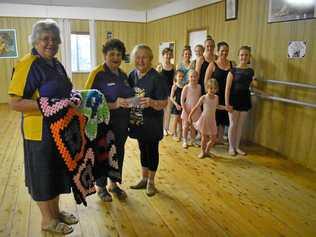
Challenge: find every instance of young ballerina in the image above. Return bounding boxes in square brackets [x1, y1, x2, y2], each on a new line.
[170, 70, 185, 141]
[225, 46, 258, 156]
[180, 69, 201, 148]
[189, 79, 227, 158]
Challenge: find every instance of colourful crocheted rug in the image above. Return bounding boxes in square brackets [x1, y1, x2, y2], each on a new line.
[37, 90, 119, 206]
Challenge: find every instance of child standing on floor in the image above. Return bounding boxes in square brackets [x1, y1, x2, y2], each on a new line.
[170, 70, 185, 141]
[181, 69, 201, 149]
[225, 46, 258, 156]
[189, 78, 227, 158]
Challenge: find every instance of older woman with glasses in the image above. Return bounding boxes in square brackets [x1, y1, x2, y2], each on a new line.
[8, 19, 77, 235]
[85, 39, 134, 202]
[128, 44, 169, 196]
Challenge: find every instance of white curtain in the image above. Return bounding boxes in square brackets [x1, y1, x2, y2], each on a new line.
[89, 19, 97, 68]
[58, 19, 72, 79]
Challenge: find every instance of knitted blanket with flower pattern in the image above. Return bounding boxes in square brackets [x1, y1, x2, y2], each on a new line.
[37, 89, 120, 206]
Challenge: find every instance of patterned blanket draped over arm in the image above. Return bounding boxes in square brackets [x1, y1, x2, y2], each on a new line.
[37, 89, 120, 206]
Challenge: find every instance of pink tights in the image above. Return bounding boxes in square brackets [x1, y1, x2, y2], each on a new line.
[228, 111, 248, 151]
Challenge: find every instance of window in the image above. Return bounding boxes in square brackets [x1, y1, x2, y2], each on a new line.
[188, 30, 207, 60]
[71, 33, 91, 72]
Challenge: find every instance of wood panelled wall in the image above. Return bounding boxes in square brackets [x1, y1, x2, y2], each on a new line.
[0, 17, 145, 96]
[146, 0, 316, 170]
[72, 20, 146, 89]
[70, 19, 146, 89]
[0, 17, 38, 103]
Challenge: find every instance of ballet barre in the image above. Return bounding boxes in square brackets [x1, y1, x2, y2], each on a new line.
[253, 92, 316, 109]
[257, 79, 316, 90]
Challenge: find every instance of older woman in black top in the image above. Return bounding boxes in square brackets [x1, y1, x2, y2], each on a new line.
[129, 44, 168, 196]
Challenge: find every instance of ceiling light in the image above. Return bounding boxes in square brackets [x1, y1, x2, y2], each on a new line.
[285, 0, 315, 6]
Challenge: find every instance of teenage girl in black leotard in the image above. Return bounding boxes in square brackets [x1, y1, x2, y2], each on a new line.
[225, 46, 258, 156]
[156, 47, 175, 135]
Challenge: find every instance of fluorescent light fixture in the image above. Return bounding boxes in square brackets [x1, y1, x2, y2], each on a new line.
[285, 0, 315, 6]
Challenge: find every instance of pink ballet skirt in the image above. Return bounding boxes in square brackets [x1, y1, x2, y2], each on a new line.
[194, 95, 218, 136]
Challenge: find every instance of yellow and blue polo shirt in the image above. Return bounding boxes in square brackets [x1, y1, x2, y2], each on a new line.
[8, 48, 72, 141]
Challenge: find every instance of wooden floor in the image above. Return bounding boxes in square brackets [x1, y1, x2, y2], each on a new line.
[0, 104, 316, 237]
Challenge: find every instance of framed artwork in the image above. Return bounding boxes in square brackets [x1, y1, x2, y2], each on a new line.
[0, 29, 18, 58]
[288, 41, 306, 59]
[159, 41, 175, 64]
[268, 0, 316, 23]
[225, 0, 238, 21]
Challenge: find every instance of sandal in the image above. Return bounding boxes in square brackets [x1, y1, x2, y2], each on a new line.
[59, 211, 79, 225]
[108, 186, 127, 201]
[97, 188, 112, 202]
[42, 219, 73, 235]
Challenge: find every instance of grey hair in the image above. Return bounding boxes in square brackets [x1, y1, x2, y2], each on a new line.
[130, 44, 153, 64]
[29, 19, 61, 46]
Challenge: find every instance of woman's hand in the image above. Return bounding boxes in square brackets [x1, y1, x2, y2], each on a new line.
[9, 96, 39, 113]
[188, 114, 192, 124]
[183, 105, 190, 115]
[176, 104, 182, 111]
[116, 97, 129, 108]
[139, 97, 152, 108]
[226, 105, 233, 113]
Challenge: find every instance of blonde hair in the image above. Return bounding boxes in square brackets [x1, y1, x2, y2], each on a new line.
[130, 44, 153, 64]
[205, 78, 219, 92]
[188, 69, 198, 77]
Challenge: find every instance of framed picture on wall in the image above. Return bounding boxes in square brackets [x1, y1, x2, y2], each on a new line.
[0, 29, 18, 58]
[288, 41, 306, 58]
[268, 0, 316, 23]
[159, 41, 175, 64]
[225, 0, 238, 21]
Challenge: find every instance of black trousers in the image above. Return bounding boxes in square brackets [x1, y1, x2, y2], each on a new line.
[137, 140, 159, 171]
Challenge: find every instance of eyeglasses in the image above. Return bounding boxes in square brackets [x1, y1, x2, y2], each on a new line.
[39, 36, 59, 44]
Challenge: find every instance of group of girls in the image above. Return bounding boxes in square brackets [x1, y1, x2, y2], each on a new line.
[159, 36, 258, 158]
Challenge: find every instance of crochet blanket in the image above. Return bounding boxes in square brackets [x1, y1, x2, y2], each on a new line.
[37, 90, 119, 206]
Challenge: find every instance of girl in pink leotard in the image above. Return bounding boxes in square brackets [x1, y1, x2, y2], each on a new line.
[189, 78, 228, 158]
[180, 69, 201, 149]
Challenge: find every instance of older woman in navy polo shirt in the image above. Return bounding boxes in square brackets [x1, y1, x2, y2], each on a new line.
[8, 19, 77, 235]
[85, 39, 134, 201]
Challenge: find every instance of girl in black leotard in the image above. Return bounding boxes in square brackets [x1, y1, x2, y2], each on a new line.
[205, 41, 232, 144]
[170, 70, 185, 141]
[225, 46, 258, 156]
[156, 47, 175, 135]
